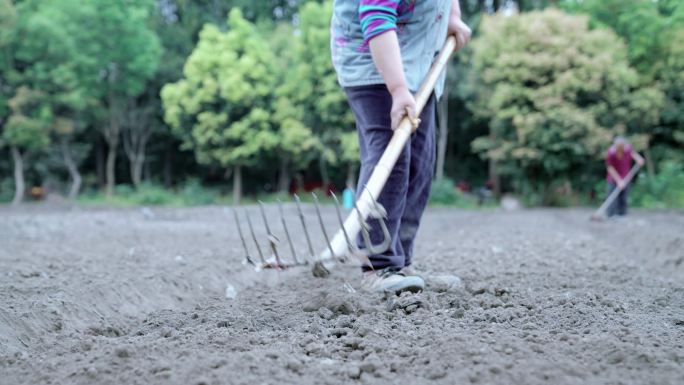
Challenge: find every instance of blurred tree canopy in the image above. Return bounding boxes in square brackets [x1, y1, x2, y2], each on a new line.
[467, 9, 663, 203]
[562, 0, 684, 168]
[162, 9, 279, 203]
[0, 0, 681, 206]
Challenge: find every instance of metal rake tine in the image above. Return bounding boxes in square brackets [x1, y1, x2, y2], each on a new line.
[331, 192, 352, 256]
[312, 192, 335, 261]
[353, 197, 373, 254]
[278, 199, 299, 264]
[258, 201, 282, 268]
[294, 194, 315, 262]
[244, 207, 265, 265]
[233, 208, 254, 265]
[366, 190, 391, 255]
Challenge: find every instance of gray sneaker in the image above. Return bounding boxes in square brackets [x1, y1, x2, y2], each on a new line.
[361, 267, 425, 294]
[401, 266, 462, 291]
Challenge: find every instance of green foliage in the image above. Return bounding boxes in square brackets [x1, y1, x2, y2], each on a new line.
[1, 1, 681, 209]
[429, 178, 483, 208]
[162, 9, 278, 170]
[0, 176, 13, 202]
[631, 162, 684, 209]
[80, 183, 176, 206]
[3, 86, 51, 150]
[563, 0, 684, 170]
[0, 0, 16, 127]
[274, 1, 355, 168]
[133, 183, 176, 205]
[181, 178, 217, 205]
[468, 9, 663, 202]
[429, 178, 460, 205]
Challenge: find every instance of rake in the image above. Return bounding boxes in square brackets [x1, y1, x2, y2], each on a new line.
[233, 36, 458, 276]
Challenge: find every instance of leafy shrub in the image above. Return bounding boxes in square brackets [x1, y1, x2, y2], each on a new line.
[114, 184, 135, 196]
[0, 178, 14, 203]
[631, 162, 684, 208]
[132, 183, 175, 205]
[181, 178, 217, 206]
[430, 178, 459, 205]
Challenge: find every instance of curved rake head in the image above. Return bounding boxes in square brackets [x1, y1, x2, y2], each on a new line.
[232, 190, 391, 274]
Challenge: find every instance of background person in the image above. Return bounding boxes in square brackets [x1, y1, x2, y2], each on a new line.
[605, 137, 645, 217]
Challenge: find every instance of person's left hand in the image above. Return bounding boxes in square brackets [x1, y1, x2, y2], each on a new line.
[448, 16, 471, 51]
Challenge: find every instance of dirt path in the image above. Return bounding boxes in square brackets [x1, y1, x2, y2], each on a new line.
[1, 205, 682, 384]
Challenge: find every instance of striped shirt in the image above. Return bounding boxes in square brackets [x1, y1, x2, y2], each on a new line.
[359, 0, 416, 44]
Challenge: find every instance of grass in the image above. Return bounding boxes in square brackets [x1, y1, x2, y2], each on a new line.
[73, 181, 496, 209]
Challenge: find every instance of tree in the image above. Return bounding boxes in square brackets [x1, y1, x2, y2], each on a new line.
[162, 9, 278, 204]
[9, 0, 100, 199]
[468, 9, 663, 203]
[122, 98, 156, 187]
[0, 0, 16, 196]
[70, 0, 161, 196]
[3, 87, 52, 204]
[277, 1, 355, 187]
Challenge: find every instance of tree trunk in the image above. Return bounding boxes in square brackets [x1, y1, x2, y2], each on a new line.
[346, 163, 357, 189]
[644, 148, 655, 180]
[61, 138, 82, 200]
[163, 142, 173, 188]
[105, 142, 117, 197]
[96, 136, 105, 187]
[318, 156, 329, 189]
[233, 165, 242, 205]
[122, 98, 152, 189]
[278, 158, 291, 192]
[130, 155, 144, 187]
[436, 87, 450, 180]
[489, 158, 501, 198]
[104, 65, 120, 197]
[489, 130, 501, 198]
[10, 146, 24, 206]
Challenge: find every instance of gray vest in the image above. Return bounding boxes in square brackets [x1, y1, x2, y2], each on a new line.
[330, 0, 451, 97]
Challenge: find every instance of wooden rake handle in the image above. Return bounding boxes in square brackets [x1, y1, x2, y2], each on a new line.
[320, 36, 458, 262]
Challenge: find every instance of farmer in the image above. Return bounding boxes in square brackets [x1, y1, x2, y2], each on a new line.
[331, 0, 471, 292]
[605, 136, 644, 217]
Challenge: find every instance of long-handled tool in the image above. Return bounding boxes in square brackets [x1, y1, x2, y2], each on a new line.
[591, 162, 642, 221]
[234, 36, 458, 274]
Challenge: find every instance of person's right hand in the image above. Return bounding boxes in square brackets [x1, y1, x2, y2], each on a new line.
[617, 180, 626, 190]
[389, 85, 417, 130]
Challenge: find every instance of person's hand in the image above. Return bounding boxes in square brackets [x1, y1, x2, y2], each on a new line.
[448, 16, 471, 51]
[617, 180, 627, 190]
[389, 85, 417, 130]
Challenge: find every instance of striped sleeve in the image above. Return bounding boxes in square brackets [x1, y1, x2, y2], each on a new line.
[359, 0, 401, 44]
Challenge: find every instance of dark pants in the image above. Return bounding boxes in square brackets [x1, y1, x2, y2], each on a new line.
[607, 182, 629, 217]
[345, 84, 436, 270]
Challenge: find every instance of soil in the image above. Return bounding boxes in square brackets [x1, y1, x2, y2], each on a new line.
[1, 204, 683, 385]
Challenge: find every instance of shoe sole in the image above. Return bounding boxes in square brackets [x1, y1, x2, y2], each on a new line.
[384, 276, 425, 295]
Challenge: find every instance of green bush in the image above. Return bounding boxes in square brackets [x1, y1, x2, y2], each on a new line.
[181, 178, 217, 206]
[429, 178, 495, 208]
[0, 178, 14, 203]
[114, 184, 135, 196]
[631, 162, 684, 208]
[430, 178, 459, 205]
[132, 183, 175, 205]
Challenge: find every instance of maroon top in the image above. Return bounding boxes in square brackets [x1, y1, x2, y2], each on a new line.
[605, 144, 633, 183]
